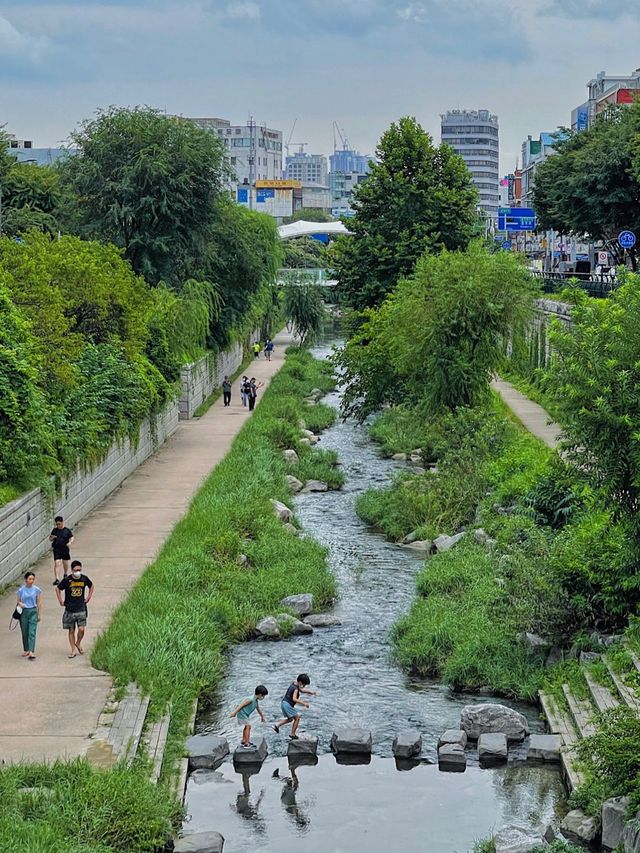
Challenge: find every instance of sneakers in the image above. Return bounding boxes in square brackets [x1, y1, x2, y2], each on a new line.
[272, 725, 280, 733]
[53, 579, 59, 586]
[241, 742, 255, 748]
[289, 735, 299, 740]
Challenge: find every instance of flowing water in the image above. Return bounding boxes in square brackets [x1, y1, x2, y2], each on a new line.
[183, 331, 567, 852]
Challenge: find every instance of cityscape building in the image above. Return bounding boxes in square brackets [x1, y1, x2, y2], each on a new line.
[440, 109, 499, 221]
[4, 133, 70, 165]
[572, 67, 640, 130]
[521, 132, 563, 207]
[285, 151, 328, 185]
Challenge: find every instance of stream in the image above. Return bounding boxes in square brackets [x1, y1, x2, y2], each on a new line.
[183, 331, 567, 852]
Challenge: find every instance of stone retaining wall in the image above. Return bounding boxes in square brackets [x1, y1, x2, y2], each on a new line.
[0, 402, 179, 587]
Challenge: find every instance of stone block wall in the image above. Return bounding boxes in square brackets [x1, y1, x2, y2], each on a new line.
[0, 402, 179, 587]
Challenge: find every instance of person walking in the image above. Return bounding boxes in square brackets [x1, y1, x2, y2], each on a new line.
[230, 685, 268, 747]
[56, 560, 94, 658]
[248, 377, 263, 412]
[273, 674, 317, 740]
[16, 571, 42, 660]
[253, 341, 261, 359]
[240, 376, 249, 408]
[49, 515, 74, 586]
[265, 339, 274, 361]
[222, 375, 232, 407]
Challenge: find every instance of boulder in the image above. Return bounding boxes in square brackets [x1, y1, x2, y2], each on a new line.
[438, 729, 467, 749]
[433, 532, 465, 553]
[237, 553, 250, 568]
[174, 832, 225, 853]
[485, 538, 497, 552]
[437, 743, 466, 772]
[526, 734, 561, 762]
[411, 466, 426, 475]
[623, 814, 640, 853]
[560, 809, 600, 843]
[280, 593, 314, 616]
[298, 438, 311, 447]
[602, 797, 629, 850]
[391, 452, 407, 461]
[545, 647, 564, 668]
[517, 632, 551, 654]
[474, 528, 488, 545]
[401, 539, 432, 554]
[233, 737, 268, 766]
[392, 730, 422, 759]
[330, 728, 372, 754]
[187, 734, 230, 771]
[401, 530, 419, 544]
[270, 499, 293, 522]
[276, 614, 313, 636]
[282, 449, 299, 464]
[287, 736, 318, 759]
[286, 475, 304, 493]
[309, 388, 323, 400]
[493, 825, 547, 853]
[283, 523, 299, 536]
[301, 480, 328, 493]
[460, 703, 529, 742]
[301, 428, 316, 438]
[254, 617, 280, 639]
[478, 732, 508, 763]
[303, 613, 341, 628]
[579, 651, 601, 666]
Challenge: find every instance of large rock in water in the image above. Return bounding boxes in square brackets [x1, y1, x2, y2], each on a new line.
[438, 729, 467, 749]
[330, 728, 372, 754]
[254, 617, 280, 639]
[301, 480, 328, 493]
[286, 475, 304, 493]
[174, 832, 225, 853]
[187, 734, 230, 770]
[401, 540, 432, 554]
[303, 613, 340, 628]
[437, 743, 466, 772]
[433, 532, 465, 552]
[270, 499, 293, 522]
[623, 813, 640, 853]
[392, 730, 422, 759]
[602, 797, 629, 850]
[526, 734, 561, 762]
[280, 593, 314, 616]
[276, 614, 313, 635]
[233, 737, 268, 766]
[493, 825, 547, 853]
[560, 809, 600, 843]
[478, 732, 508, 763]
[287, 736, 318, 758]
[460, 703, 529, 742]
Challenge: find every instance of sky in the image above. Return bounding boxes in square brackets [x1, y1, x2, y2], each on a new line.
[1, 0, 639, 174]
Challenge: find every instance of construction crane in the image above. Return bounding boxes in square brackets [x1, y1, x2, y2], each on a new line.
[333, 121, 350, 152]
[284, 119, 298, 157]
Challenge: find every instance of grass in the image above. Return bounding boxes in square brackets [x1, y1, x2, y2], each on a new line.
[369, 405, 429, 457]
[0, 482, 23, 508]
[92, 347, 341, 783]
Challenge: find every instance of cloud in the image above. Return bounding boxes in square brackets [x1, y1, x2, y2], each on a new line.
[220, 1, 261, 21]
[542, 0, 628, 18]
[0, 14, 49, 63]
[397, 3, 428, 24]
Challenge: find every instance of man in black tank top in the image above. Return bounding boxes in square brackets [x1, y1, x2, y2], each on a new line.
[272, 673, 317, 739]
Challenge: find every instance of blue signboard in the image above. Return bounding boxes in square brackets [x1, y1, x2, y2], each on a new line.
[237, 188, 249, 203]
[619, 230, 637, 250]
[502, 240, 512, 251]
[256, 188, 275, 203]
[577, 107, 588, 132]
[497, 207, 537, 232]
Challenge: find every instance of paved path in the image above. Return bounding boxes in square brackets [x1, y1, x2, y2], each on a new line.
[492, 378, 561, 450]
[0, 334, 292, 764]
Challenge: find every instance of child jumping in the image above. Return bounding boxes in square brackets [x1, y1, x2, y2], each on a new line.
[273, 674, 317, 739]
[231, 685, 268, 747]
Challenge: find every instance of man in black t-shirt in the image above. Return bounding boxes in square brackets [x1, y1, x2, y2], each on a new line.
[55, 560, 94, 658]
[49, 515, 74, 586]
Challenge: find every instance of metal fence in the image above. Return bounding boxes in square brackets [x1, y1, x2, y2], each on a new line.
[529, 270, 619, 299]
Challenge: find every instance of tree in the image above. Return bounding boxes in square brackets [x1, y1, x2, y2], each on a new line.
[282, 236, 328, 269]
[59, 107, 231, 284]
[335, 242, 536, 419]
[331, 116, 478, 310]
[533, 104, 640, 269]
[283, 208, 333, 224]
[282, 279, 326, 347]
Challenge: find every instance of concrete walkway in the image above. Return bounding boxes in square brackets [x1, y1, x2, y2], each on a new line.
[492, 378, 561, 450]
[0, 334, 292, 764]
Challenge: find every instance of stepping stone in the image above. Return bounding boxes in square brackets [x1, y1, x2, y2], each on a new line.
[330, 728, 372, 754]
[174, 831, 225, 853]
[287, 736, 318, 759]
[526, 733, 561, 762]
[478, 732, 508, 764]
[187, 734, 230, 771]
[438, 729, 467, 749]
[392, 730, 422, 759]
[438, 743, 466, 772]
[233, 737, 268, 766]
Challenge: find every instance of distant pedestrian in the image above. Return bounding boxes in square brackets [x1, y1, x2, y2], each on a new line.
[273, 674, 317, 740]
[222, 375, 232, 407]
[231, 685, 268, 747]
[265, 339, 274, 361]
[56, 560, 94, 658]
[16, 571, 41, 660]
[248, 377, 263, 412]
[240, 376, 249, 408]
[49, 515, 74, 586]
[253, 341, 261, 359]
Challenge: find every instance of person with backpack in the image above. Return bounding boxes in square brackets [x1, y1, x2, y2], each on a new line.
[265, 339, 274, 361]
[240, 376, 249, 408]
[222, 376, 232, 407]
[248, 377, 263, 412]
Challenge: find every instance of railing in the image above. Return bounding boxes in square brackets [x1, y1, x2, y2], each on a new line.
[530, 270, 619, 299]
[274, 268, 338, 287]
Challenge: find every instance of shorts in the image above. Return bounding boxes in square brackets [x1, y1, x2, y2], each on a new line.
[237, 715, 252, 726]
[53, 548, 70, 562]
[63, 609, 87, 630]
[281, 700, 299, 720]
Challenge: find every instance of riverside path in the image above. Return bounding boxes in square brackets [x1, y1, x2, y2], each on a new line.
[491, 378, 561, 450]
[0, 333, 292, 764]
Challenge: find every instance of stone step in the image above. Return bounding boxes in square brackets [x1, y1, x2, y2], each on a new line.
[145, 707, 171, 783]
[603, 658, 640, 714]
[107, 684, 150, 765]
[562, 684, 597, 738]
[627, 647, 640, 675]
[539, 690, 584, 791]
[584, 670, 620, 714]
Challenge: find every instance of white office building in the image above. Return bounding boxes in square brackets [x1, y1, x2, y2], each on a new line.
[285, 151, 328, 185]
[441, 109, 500, 221]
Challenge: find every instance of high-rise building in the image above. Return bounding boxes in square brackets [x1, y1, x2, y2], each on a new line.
[572, 67, 640, 131]
[185, 117, 283, 187]
[328, 147, 371, 217]
[521, 132, 563, 207]
[440, 109, 499, 221]
[329, 148, 370, 174]
[285, 151, 328, 185]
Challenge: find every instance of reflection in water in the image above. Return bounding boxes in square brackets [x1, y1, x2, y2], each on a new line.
[184, 328, 567, 851]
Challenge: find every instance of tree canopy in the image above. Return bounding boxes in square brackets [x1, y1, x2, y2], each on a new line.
[331, 116, 478, 310]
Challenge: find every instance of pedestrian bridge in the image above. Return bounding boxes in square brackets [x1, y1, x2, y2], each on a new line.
[277, 220, 350, 241]
[275, 268, 337, 287]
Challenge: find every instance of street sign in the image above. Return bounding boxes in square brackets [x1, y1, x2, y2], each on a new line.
[597, 251, 609, 265]
[497, 207, 537, 232]
[619, 230, 637, 250]
[502, 241, 512, 250]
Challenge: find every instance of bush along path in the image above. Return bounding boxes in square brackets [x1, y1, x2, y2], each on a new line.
[0, 344, 343, 852]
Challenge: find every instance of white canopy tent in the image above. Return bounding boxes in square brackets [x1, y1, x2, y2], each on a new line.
[277, 220, 351, 240]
